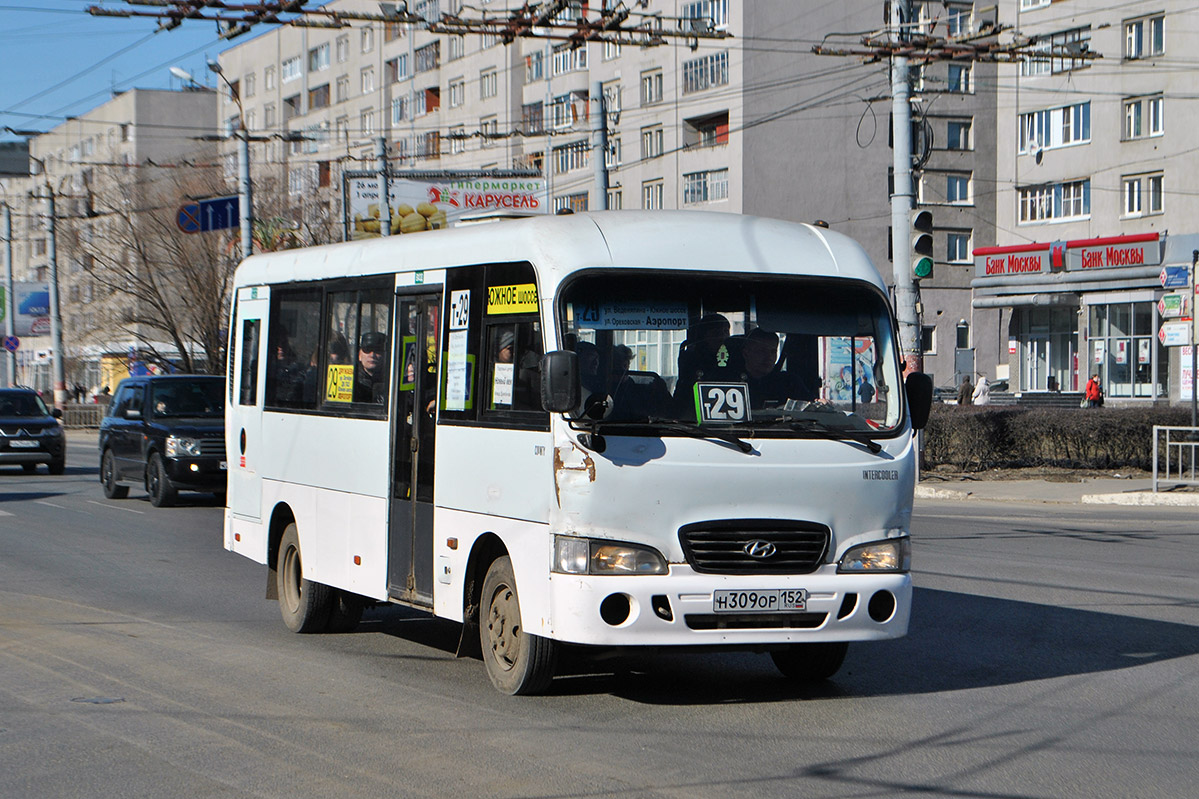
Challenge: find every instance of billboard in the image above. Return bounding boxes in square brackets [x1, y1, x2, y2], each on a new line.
[344, 174, 546, 240]
[0, 282, 51, 337]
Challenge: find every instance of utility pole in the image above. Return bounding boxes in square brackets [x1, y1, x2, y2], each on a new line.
[591, 80, 608, 212]
[889, 0, 920, 374]
[3, 203, 14, 387]
[42, 185, 67, 407]
[376, 136, 391, 237]
[237, 127, 253, 261]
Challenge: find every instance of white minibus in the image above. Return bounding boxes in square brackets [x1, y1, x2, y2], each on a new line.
[224, 211, 932, 694]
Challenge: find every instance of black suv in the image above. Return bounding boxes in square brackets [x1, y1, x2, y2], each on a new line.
[99, 375, 226, 506]
[0, 387, 66, 475]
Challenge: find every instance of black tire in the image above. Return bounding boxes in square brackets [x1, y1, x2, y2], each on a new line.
[48, 458, 65, 476]
[479, 556, 557, 695]
[101, 449, 129, 499]
[22, 463, 38, 474]
[147, 453, 177, 507]
[326, 590, 365, 634]
[277, 523, 334, 633]
[770, 642, 849, 682]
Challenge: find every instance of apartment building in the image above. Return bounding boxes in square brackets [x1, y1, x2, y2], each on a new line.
[978, 0, 1197, 403]
[213, 0, 998, 390]
[16, 88, 218, 390]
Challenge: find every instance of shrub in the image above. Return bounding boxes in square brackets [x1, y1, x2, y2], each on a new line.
[921, 404, 1195, 471]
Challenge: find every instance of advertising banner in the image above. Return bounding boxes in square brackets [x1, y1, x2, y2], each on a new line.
[0, 283, 51, 337]
[344, 175, 546, 240]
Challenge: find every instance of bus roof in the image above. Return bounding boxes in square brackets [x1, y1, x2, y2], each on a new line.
[231, 211, 886, 294]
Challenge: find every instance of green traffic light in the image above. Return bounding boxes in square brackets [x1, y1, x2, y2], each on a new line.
[914, 256, 934, 279]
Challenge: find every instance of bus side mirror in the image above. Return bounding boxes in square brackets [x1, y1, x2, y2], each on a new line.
[540, 350, 580, 413]
[905, 372, 933, 430]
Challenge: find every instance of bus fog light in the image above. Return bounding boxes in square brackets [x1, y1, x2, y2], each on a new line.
[838, 537, 910, 573]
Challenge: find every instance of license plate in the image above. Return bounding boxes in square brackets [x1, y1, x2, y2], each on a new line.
[713, 589, 807, 613]
[219, 461, 227, 470]
[9, 440, 38, 449]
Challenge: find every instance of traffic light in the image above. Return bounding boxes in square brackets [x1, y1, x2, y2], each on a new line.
[911, 208, 934, 281]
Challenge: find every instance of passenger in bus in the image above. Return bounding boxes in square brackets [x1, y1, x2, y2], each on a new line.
[740, 328, 790, 409]
[302, 332, 350, 403]
[674, 313, 739, 415]
[608, 345, 672, 421]
[355, 331, 389, 403]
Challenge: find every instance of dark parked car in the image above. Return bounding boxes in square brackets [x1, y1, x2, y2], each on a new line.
[0, 387, 65, 474]
[99, 375, 226, 506]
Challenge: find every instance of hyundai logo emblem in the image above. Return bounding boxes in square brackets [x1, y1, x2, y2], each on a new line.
[743, 540, 777, 559]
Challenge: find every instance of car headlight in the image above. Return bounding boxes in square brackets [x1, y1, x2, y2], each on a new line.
[166, 435, 202, 458]
[553, 535, 667, 575]
[42, 425, 64, 437]
[838, 537, 911, 573]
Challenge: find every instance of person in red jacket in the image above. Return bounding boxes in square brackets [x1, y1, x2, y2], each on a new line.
[1085, 374, 1104, 408]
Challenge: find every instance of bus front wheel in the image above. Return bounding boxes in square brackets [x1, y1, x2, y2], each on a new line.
[770, 642, 848, 682]
[479, 556, 557, 695]
[277, 523, 333, 633]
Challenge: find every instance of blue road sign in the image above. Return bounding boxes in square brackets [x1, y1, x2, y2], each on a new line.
[1161, 265, 1189, 288]
[2, 335, 18, 353]
[199, 195, 239, 232]
[177, 196, 239, 233]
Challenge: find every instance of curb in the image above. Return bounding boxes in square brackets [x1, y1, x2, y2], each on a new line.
[1082, 491, 1199, 506]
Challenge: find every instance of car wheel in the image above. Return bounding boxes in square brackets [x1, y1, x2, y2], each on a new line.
[770, 642, 848, 682]
[101, 449, 129, 499]
[479, 555, 557, 695]
[147, 453, 177, 507]
[277, 523, 333, 633]
[22, 463, 38, 474]
[48, 458, 65, 476]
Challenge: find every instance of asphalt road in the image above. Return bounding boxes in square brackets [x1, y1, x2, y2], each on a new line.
[1, 434, 1196, 799]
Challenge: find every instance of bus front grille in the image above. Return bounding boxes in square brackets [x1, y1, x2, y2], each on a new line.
[679, 520, 830, 575]
[684, 612, 827, 631]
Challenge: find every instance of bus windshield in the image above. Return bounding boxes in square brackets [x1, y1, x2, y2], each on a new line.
[560, 272, 903, 435]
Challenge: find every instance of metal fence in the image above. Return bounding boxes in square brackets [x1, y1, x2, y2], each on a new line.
[61, 403, 106, 429]
[1152, 425, 1199, 492]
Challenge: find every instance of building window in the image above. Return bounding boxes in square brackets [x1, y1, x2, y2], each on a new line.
[604, 41, 622, 61]
[682, 51, 729, 94]
[1022, 26, 1091, 75]
[1020, 102, 1090, 152]
[264, 103, 276, 129]
[553, 140, 589, 174]
[1018, 179, 1090, 223]
[1123, 173, 1164, 217]
[386, 54, 409, 83]
[308, 84, 330, 110]
[682, 0, 729, 29]
[946, 173, 971, 204]
[947, 63, 971, 93]
[522, 101, 544, 135]
[415, 41, 440, 72]
[683, 168, 729, 204]
[945, 119, 971, 150]
[480, 68, 498, 99]
[243, 72, 256, 98]
[1125, 15, 1165, 59]
[607, 186, 623, 210]
[264, 66, 276, 90]
[641, 124, 664, 159]
[449, 125, 466, 154]
[640, 69, 663, 105]
[605, 136, 621, 168]
[601, 80, 621, 117]
[551, 43, 587, 75]
[282, 56, 302, 83]
[449, 78, 465, 108]
[642, 179, 663, 210]
[946, 232, 971, 263]
[554, 193, 589, 213]
[308, 43, 330, 72]
[480, 115, 498, 148]
[361, 26, 374, 53]
[336, 75, 350, 103]
[361, 108, 375, 136]
[418, 131, 440, 159]
[391, 95, 409, 123]
[448, 36, 465, 61]
[360, 67, 375, 94]
[551, 92, 585, 130]
[525, 50, 544, 83]
[683, 110, 729, 148]
[1124, 95, 1164, 139]
[336, 34, 349, 63]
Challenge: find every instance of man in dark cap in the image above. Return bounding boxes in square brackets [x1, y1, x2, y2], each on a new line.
[355, 331, 389, 403]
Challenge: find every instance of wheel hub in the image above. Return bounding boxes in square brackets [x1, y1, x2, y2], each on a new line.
[486, 584, 519, 670]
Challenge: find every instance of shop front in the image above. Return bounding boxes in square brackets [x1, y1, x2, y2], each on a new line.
[972, 232, 1192, 403]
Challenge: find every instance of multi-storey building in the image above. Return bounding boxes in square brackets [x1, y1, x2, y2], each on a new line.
[214, 0, 997, 390]
[978, 0, 1196, 403]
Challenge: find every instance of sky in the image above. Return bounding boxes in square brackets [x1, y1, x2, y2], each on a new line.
[0, 1, 252, 143]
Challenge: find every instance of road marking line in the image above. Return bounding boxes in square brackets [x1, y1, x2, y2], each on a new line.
[87, 500, 145, 515]
[35, 500, 66, 509]
[0, 509, 13, 516]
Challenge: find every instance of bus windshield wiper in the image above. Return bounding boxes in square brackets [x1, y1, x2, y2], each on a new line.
[619, 418, 756, 454]
[775, 418, 882, 454]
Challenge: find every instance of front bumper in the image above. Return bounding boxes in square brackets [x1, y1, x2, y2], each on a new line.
[163, 456, 228, 491]
[545, 563, 911, 647]
[0, 437, 65, 465]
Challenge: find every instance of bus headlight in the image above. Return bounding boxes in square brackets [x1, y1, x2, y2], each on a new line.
[838, 537, 911, 573]
[166, 435, 202, 458]
[553, 535, 667, 575]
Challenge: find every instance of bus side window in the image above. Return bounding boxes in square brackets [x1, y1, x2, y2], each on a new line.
[485, 320, 543, 413]
[265, 289, 322, 410]
[239, 319, 259, 406]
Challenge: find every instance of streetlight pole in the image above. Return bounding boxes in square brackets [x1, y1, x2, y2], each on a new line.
[41, 181, 67, 407]
[208, 60, 253, 261]
[2, 202, 14, 388]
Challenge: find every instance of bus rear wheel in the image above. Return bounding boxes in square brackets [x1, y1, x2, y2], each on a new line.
[770, 642, 848, 682]
[277, 523, 333, 633]
[479, 556, 557, 695]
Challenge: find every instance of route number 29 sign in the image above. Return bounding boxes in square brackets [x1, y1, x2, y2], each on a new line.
[694, 382, 751, 424]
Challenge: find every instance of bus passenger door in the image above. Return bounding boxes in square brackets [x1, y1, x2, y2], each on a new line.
[388, 292, 441, 606]
[229, 288, 268, 521]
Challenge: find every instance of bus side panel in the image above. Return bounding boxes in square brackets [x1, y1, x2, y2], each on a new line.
[226, 513, 268, 564]
[261, 413, 390, 498]
[434, 426, 553, 523]
[430, 507, 551, 630]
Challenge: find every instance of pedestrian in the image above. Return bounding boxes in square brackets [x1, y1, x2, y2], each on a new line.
[972, 374, 990, 406]
[1085, 374, 1104, 408]
[957, 374, 974, 406]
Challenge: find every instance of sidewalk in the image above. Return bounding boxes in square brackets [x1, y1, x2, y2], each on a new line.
[916, 475, 1199, 506]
